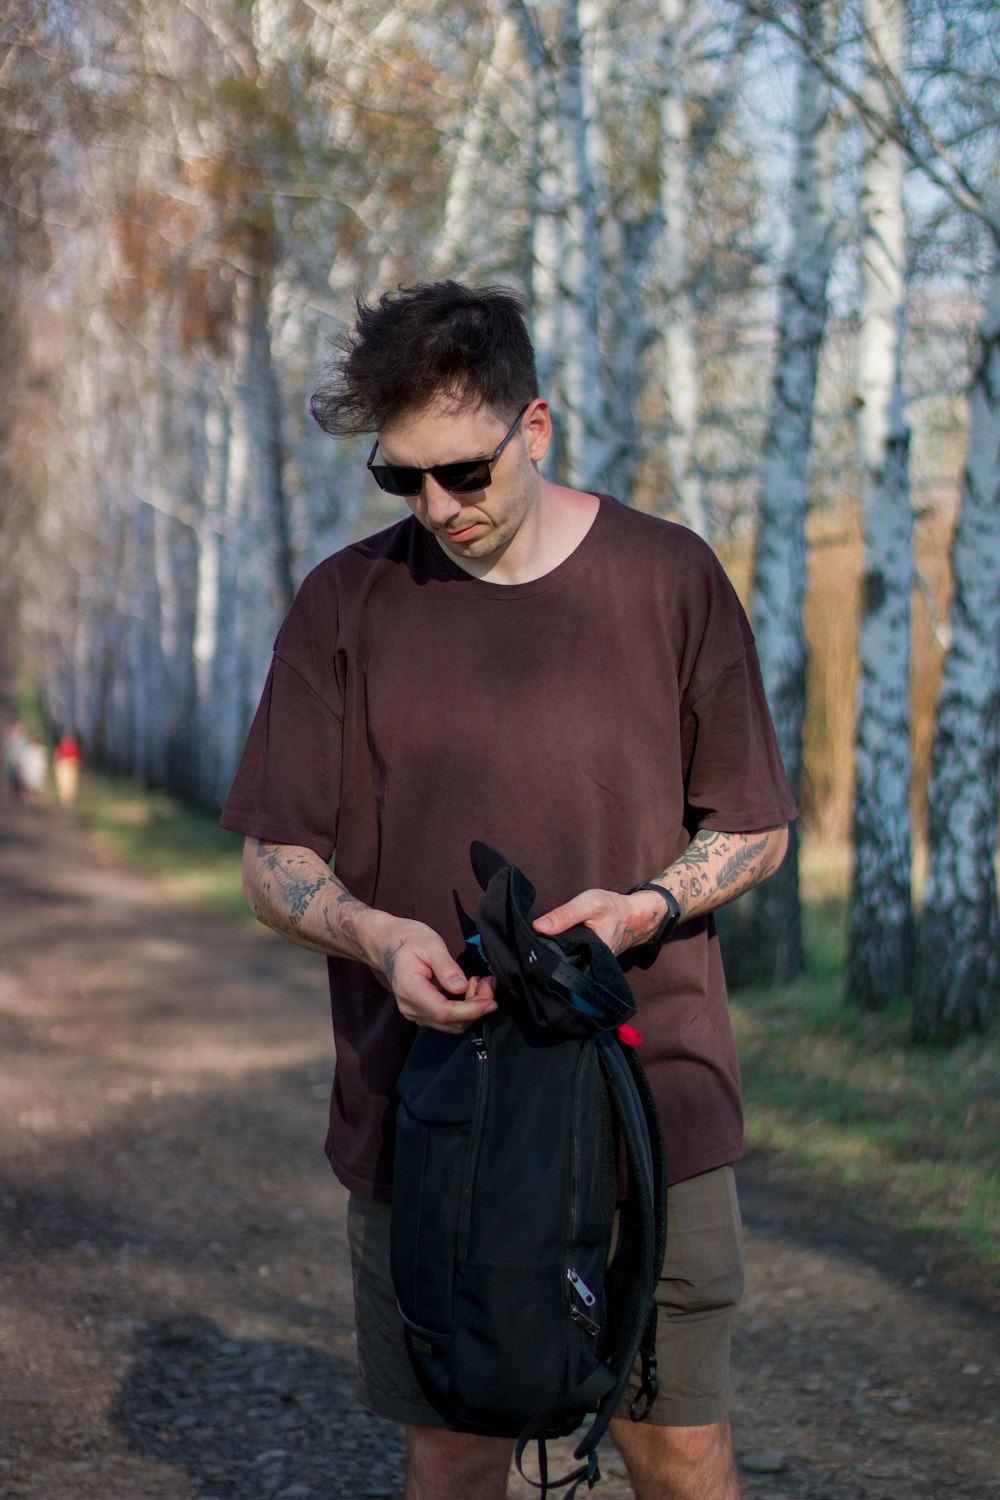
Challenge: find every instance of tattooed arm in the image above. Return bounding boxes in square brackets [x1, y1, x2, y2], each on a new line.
[532, 826, 789, 957]
[241, 839, 496, 1034]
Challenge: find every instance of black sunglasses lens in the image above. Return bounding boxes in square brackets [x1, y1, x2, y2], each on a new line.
[369, 459, 493, 496]
[433, 462, 492, 493]
[371, 465, 422, 497]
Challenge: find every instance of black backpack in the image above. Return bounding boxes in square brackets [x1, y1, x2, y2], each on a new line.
[390, 845, 668, 1497]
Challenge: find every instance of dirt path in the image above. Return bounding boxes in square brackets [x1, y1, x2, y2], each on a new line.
[1, 805, 997, 1500]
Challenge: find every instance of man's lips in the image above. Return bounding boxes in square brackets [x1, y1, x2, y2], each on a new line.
[440, 521, 482, 542]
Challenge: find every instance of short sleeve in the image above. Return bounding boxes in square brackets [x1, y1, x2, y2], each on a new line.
[681, 639, 798, 833]
[218, 567, 345, 861]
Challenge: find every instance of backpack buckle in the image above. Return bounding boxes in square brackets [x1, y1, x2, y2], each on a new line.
[629, 1349, 659, 1422]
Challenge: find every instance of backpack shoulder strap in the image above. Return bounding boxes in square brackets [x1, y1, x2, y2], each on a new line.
[567, 1036, 667, 1467]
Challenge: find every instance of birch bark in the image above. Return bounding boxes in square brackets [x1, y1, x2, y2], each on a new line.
[656, 0, 708, 535]
[846, 0, 914, 1006]
[433, 14, 521, 278]
[913, 252, 1000, 1039]
[722, 0, 840, 985]
[514, 0, 606, 487]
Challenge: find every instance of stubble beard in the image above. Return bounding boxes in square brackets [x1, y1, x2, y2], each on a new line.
[447, 462, 536, 565]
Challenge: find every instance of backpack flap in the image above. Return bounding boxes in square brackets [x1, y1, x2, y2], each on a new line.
[470, 841, 636, 1034]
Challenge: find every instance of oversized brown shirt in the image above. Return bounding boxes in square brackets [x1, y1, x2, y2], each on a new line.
[220, 495, 797, 1200]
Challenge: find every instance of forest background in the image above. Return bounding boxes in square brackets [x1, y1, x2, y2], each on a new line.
[0, 0, 997, 1051]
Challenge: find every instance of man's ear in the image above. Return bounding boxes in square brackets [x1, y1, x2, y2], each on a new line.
[523, 398, 553, 463]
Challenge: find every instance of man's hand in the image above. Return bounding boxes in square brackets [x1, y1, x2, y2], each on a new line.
[242, 839, 496, 1033]
[361, 911, 498, 1034]
[532, 889, 653, 956]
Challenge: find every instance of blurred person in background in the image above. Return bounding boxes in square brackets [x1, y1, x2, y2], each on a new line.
[3, 723, 26, 803]
[19, 734, 48, 805]
[53, 732, 82, 807]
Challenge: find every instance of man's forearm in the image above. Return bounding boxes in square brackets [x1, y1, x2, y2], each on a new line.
[533, 825, 790, 955]
[242, 839, 390, 967]
[645, 826, 788, 929]
[242, 838, 497, 1033]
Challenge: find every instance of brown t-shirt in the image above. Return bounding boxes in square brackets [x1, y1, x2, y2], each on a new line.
[220, 495, 797, 1199]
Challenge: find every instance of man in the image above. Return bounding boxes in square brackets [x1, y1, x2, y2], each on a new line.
[220, 281, 796, 1500]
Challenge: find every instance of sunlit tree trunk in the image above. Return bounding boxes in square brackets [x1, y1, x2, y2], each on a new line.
[656, 0, 707, 535]
[558, 0, 605, 486]
[434, 13, 521, 277]
[514, 0, 605, 487]
[913, 253, 1000, 1040]
[247, 263, 295, 614]
[721, 0, 839, 986]
[846, 0, 913, 1007]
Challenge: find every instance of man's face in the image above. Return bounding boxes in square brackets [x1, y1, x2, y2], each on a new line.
[376, 397, 543, 571]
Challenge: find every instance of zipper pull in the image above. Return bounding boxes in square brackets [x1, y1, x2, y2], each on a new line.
[567, 1268, 597, 1307]
[570, 1304, 600, 1337]
[470, 1030, 488, 1061]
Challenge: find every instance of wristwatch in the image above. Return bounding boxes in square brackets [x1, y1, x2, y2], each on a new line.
[627, 881, 682, 947]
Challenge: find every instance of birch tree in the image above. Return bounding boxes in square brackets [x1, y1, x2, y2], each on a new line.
[912, 250, 1000, 1040]
[512, 0, 608, 487]
[722, 0, 841, 985]
[656, 0, 709, 535]
[845, 0, 914, 1006]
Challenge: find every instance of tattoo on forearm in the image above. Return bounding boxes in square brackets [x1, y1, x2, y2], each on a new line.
[716, 833, 770, 891]
[253, 842, 373, 965]
[671, 830, 724, 869]
[652, 829, 777, 917]
[256, 840, 331, 927]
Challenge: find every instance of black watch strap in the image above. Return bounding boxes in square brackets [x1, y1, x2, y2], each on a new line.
[627, 881, 682, 946]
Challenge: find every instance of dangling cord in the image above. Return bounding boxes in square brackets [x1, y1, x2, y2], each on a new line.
[564, 1451, 602, 1499]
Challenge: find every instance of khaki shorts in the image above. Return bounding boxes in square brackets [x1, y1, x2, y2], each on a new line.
[347, 1164, 744, 1430]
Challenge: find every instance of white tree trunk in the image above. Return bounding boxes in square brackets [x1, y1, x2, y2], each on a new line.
[656, 0, 707, 535]
[846, 0, 913, 1006]
[724, 0, 840, 986]
[556, 0, 606, 487]
[515, 0, 605, 487]
[433, 14, 521, 277]
[914, 252, 1000, 1040]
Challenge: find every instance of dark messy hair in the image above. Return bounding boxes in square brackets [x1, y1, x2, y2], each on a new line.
[309, 280, 539, 436]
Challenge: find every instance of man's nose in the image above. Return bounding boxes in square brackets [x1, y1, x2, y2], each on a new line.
[422, 476, 462, 524]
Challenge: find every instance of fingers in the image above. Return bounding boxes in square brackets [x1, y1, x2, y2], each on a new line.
[390, 931, 498, 1033]
[533, 891, 606, 936]
[397, 976, 497, 1033]
[533, 903, 577, 936]
[533, 889, 640, 957]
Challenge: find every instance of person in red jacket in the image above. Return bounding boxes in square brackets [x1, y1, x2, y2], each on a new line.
[53, 733, 82, 807]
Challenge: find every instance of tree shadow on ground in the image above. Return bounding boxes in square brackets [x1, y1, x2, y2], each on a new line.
[111, 1314, 403, 1500]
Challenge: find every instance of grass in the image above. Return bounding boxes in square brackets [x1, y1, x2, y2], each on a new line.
[71, 774, 998, 1276]
[74, 770, 252, 925]
[733, 838, 1000, 1274]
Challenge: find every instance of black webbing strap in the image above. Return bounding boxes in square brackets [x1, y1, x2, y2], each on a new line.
[548, 957, 636, 1028]
[514, 1365, 615, 1496]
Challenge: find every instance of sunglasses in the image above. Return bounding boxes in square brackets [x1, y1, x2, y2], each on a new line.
[366, 403, 531, 497]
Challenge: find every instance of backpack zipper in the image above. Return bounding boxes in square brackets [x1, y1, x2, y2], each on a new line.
[567, 1267, 597, 1306]
[457, 1022, 490, 1260]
